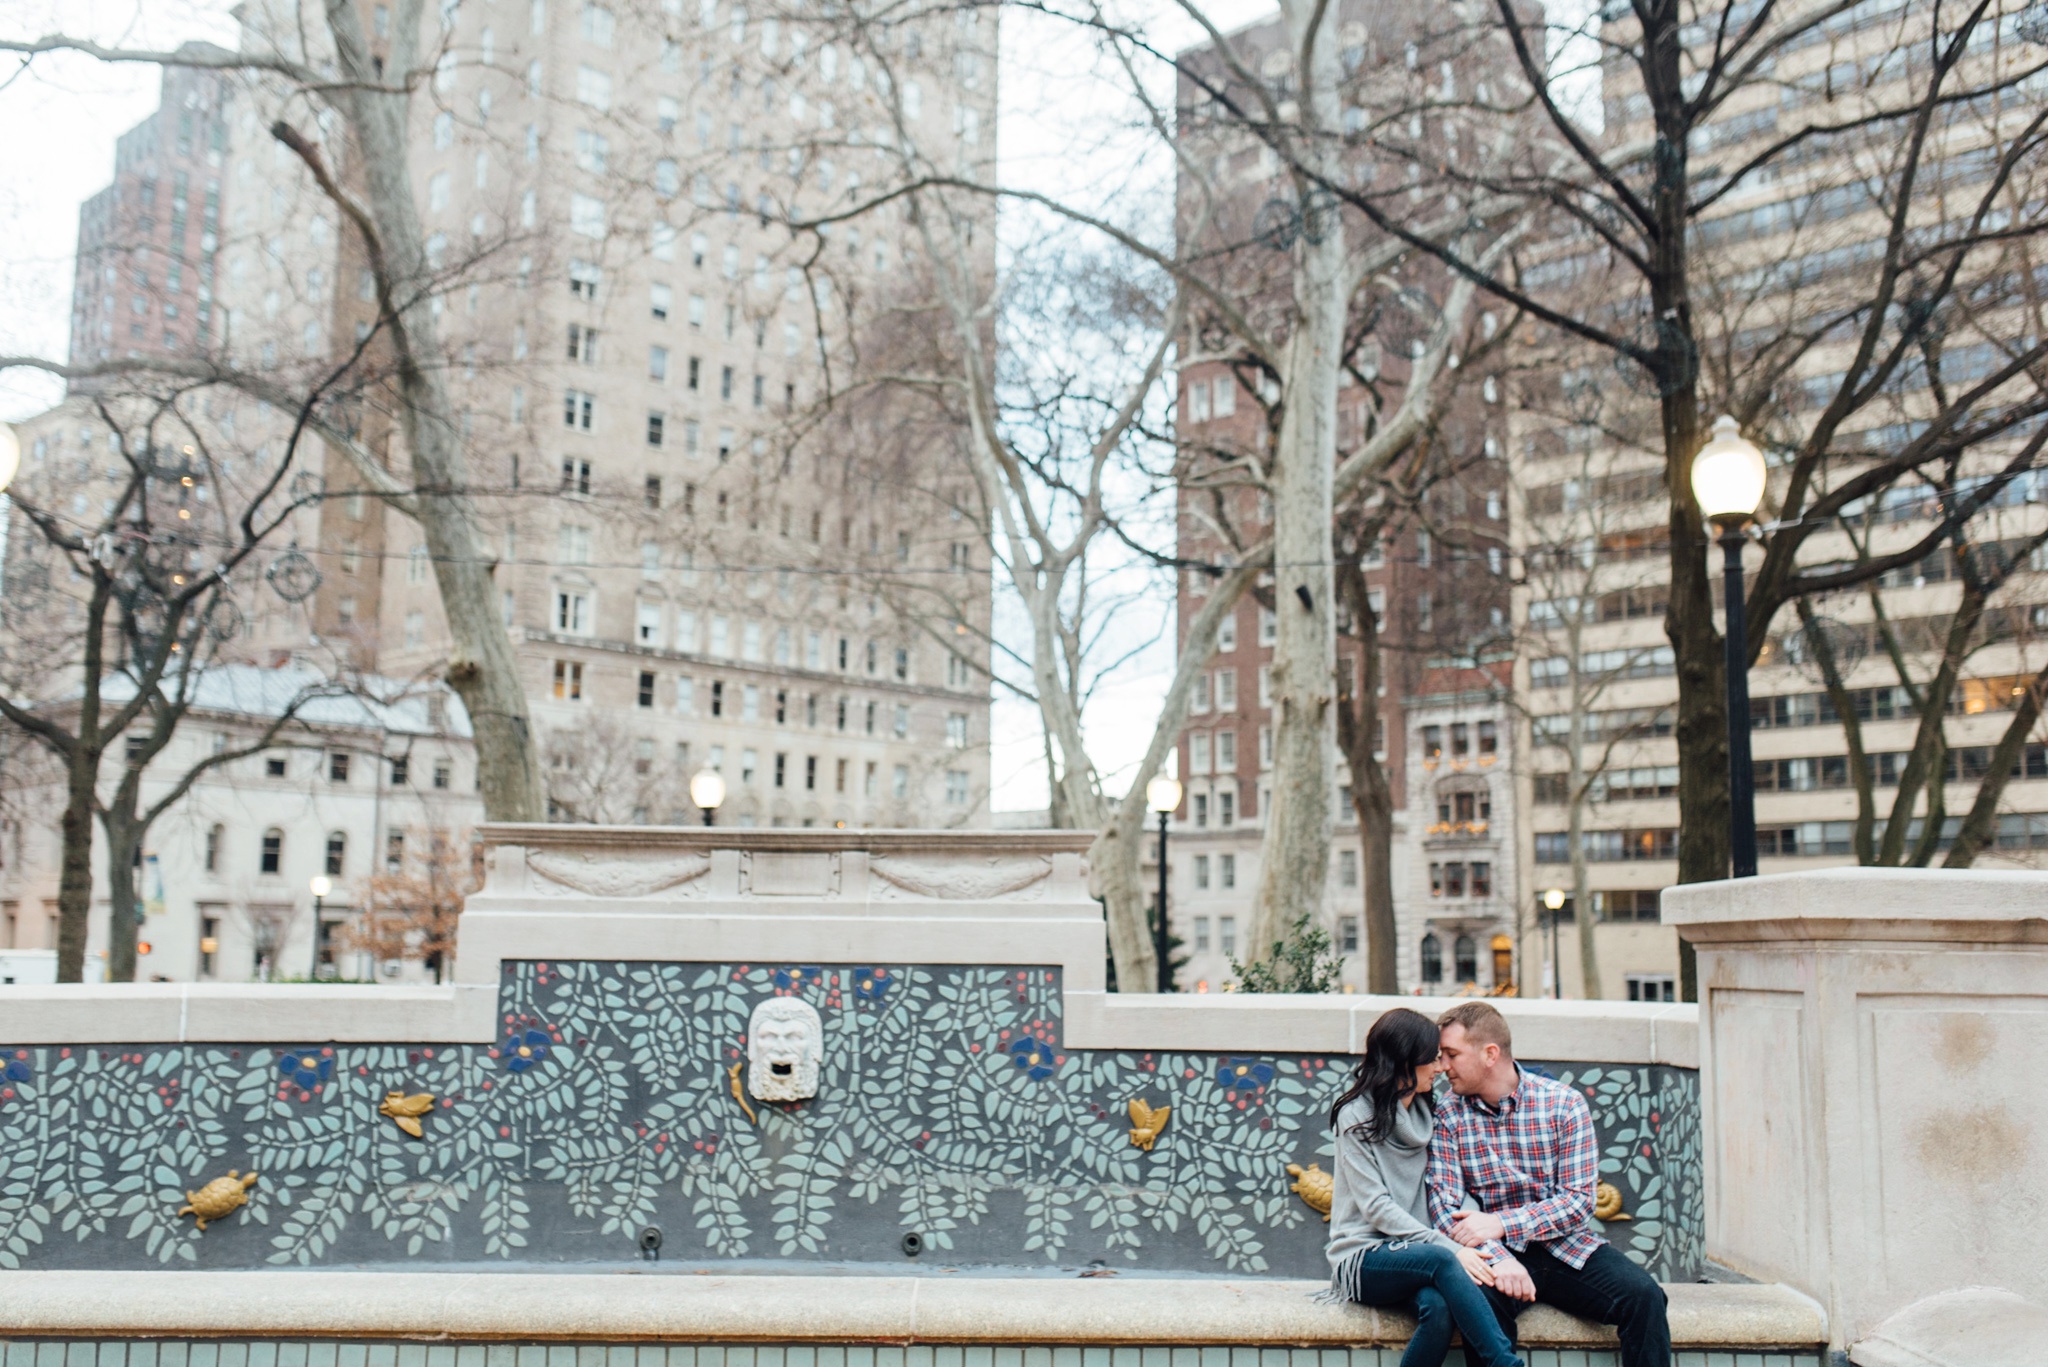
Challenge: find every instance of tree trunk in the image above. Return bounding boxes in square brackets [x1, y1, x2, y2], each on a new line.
[1945, 663, 2048, 867]
[55, 754, 96, 982]
[1247, 0, 1345, 960]
[322, 0, 543, 822]
[1353, 757, 1397, 994]
[103, 820, 141, 983]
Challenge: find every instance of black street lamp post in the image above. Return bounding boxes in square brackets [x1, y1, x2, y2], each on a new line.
[1691, 415, 1770, 879]
[1145, 776, 1183, 993]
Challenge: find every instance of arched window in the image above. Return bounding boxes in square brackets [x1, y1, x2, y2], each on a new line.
[259, 828, 283, 875]
[325, 831, 347, 877]
[1419, 933, 1443, 983]
[1491, 934, 1514, 987]
[1454, 934, 1478, 983]
[204, 823, 224, 873]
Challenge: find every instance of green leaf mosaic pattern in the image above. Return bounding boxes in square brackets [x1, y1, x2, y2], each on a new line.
[0, 963, 1701, 1277]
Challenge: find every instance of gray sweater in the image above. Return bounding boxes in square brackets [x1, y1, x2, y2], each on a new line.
[1326, 1093, 1460, 1272]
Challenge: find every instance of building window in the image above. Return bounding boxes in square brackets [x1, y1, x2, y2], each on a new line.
[1218, 789, 1235, 827]
[1219, 915, 1237, 956]
[552, 659, 584, 699]
[1478, 720, 1498, 756]
[259, 828, 283, 875]
[1454, 934, 1478, 983]
[325, 832, 346, 877]
[1194, 854, 1210, 889]
[892, 764, 910, 799]
[385, 830, 405, 873]
[1193, 793, 1209, 828]
[945, 770, 969, 805]
[1339, 916, 1359, 953]
[1219, 853, 1236, 890]
[1627, 974, 1676, 1003]
[204, 823, 223, 873]
[1420, 933, 1443, 983]
[1194, 916, 1211, 951]
[1470, 861, 1492, 898]
[1215, 668, 1237, 709]
[946, 713, 969, 749]
[433, 760, 452, 790]
[265, 754, 288, 778]
[1338, 849, 1358, 887]
[638, 670, 656, 707]
[555, 590, 590, 634]
[390, 756, 410, 786]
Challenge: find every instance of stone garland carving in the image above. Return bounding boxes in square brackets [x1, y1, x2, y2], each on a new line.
[526, 850, 711, 898]
[868, 856, 1052, 900]
[0, 967, 1700, 1278]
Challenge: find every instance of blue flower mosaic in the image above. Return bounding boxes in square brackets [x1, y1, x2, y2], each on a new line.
[501, 1028, 551, 1073]
[2, 1054, 29, 1084]
[0, 965, 1702, 1279]
[1216, 1057, 1275, 1091]
[1007, 1035, 1057, 1080]
[276, 1049, 332, 1092]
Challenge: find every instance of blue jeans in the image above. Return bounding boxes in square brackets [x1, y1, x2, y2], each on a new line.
[1338, 1242, 1525, 1367]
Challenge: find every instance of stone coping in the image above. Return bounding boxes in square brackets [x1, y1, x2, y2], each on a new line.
[0, 980, 1697, 1061]
[0, 1273, 1825, 1350]
[477, 826, 1097, 856]
[1663, 868, 2048, 943]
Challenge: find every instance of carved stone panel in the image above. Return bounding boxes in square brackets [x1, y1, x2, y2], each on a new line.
[741, 851, 840, 897]
[525, 849, 711, 899]
[869, 855, 1053, 901]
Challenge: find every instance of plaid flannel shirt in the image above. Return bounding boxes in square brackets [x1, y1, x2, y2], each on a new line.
[1425, 1066, 1604, 1269]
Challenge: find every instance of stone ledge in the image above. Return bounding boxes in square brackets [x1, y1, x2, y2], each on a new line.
[1662, 867, 2048, 943]
[0, 984, 498, 1044]
[478, 826, 1097, 856]
[0, 1274, 1825, 1350]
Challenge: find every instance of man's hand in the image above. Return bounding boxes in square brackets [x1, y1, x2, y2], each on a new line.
[1489, 1256, 1536, 1302]
[1451, 1210, 1508, 1246]
[1454, 1246, 1496, 1286]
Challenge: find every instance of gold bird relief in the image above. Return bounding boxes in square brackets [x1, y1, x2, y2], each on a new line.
[1127, 1098, 1169, 1151]
[728, 1061, 757, 1125]
[1287, 1162, 1334, 1221]
[1594, 1182, 1631, 1222]
[378, 1091, 436, 1138]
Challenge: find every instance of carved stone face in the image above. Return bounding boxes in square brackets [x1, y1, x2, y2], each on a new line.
[747, 997, 823, 1102]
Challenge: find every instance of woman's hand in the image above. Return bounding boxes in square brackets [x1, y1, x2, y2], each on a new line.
[1455, 1246, 1497, 1286]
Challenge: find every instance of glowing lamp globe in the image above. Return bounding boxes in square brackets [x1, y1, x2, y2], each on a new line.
[1690, 415, 1768, 524]
[309, 876, 334, 898]
[690, 768, 727, 812]
[1542, 887, 1567, 913]
[1146, 775, 1183, 814]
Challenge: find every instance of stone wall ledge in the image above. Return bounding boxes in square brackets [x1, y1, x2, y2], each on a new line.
[0, 983, 1697, 1063]
[0, 983, 499, 1044]
[1662, 866, 2048, 943]
[0, 1273, 1824, 1350]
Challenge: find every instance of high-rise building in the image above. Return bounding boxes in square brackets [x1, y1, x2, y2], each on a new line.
[204, 0, 1001, 829]
[67, 43, 235, 376]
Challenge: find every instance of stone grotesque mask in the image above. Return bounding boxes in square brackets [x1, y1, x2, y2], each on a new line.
[747, 996, 823, 1102]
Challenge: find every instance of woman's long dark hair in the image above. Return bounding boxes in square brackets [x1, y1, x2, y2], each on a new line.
[1328, 1007, 1441, 1144]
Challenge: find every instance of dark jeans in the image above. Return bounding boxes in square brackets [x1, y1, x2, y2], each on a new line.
[1340, 1242, 1525, 1367]
[1481, 1243, 1671, 1367]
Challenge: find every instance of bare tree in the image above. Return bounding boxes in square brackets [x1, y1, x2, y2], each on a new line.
[343, 826, 476, 981]
[541, 713, 689, 825]
[0, 381, 341, 979]
[3, 2, 547, 826]
[1219, 1, 2048, 993]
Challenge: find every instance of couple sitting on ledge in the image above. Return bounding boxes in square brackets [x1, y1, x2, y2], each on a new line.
[1324, 1001, 1672, 1367]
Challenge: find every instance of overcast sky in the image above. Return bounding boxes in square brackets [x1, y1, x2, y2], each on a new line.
[0, 0, 1275, 813]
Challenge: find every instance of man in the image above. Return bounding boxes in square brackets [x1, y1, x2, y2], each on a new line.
[1426, 1001, 1671, 1367]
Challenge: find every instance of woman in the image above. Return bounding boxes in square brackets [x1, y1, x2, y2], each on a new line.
[1326, 1007, 1524, 1367]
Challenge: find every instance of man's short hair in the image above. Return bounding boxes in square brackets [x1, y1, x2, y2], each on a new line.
[1438, 1001, 1514, 1057]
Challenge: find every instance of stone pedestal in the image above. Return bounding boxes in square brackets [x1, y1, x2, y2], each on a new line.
[1664, 868, 2048, 1352]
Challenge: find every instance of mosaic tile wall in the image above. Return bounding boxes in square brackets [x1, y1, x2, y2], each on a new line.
[0, 1345, 1822, 1367]
[0, 963, 1702, 1278]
